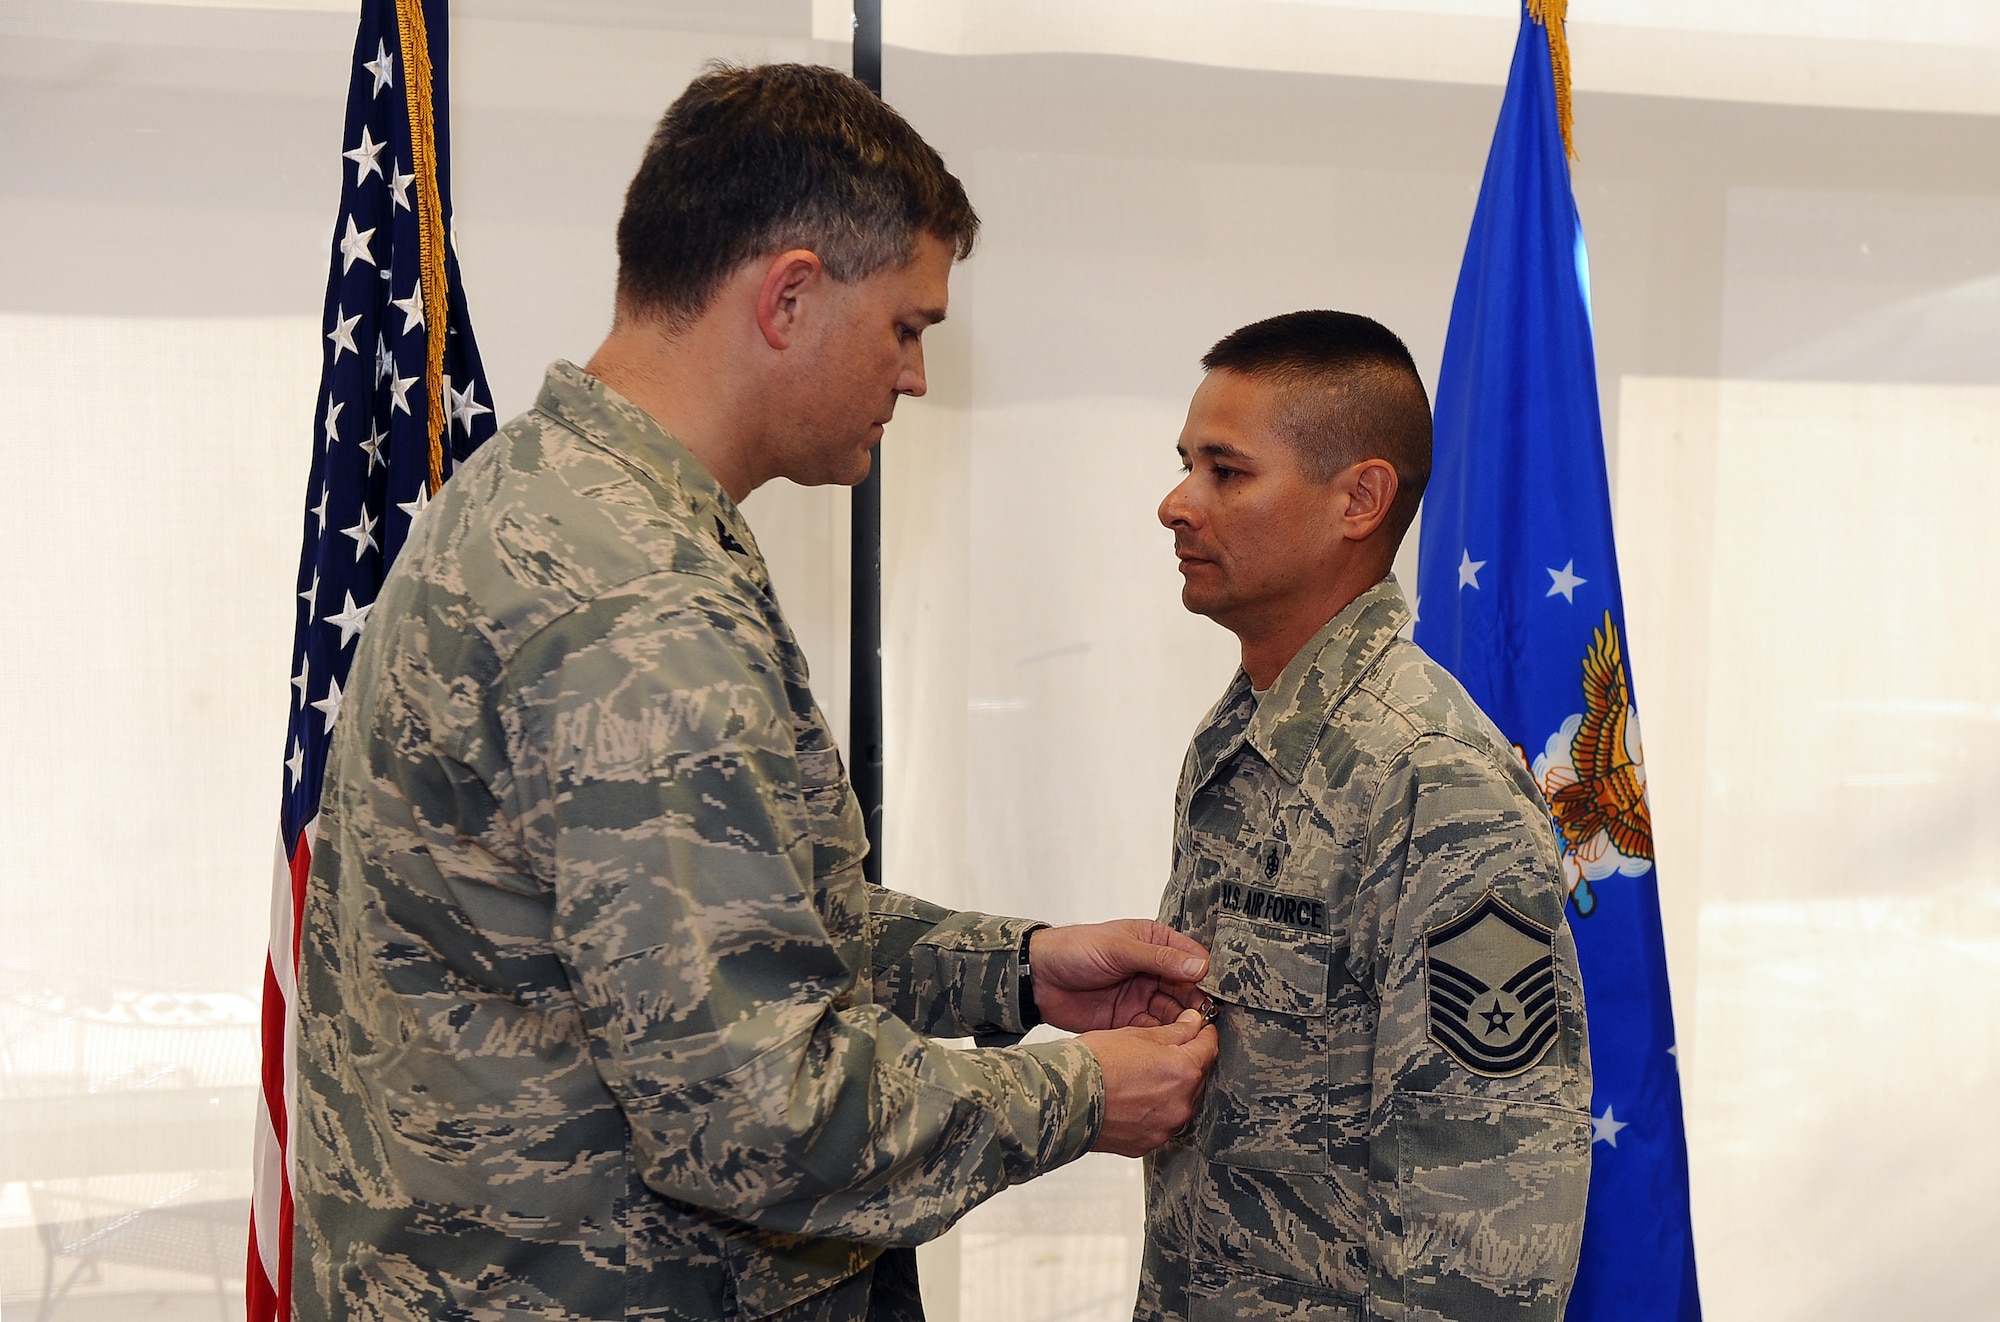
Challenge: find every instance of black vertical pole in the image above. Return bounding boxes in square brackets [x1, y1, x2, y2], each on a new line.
[853, 0, 882, 95]
[851, 0, 885, 888]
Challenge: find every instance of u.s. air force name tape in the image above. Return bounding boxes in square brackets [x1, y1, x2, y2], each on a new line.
[1215, 881, 1329, 935]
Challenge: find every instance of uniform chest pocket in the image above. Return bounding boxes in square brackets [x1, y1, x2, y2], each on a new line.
[791, 735, 868, 966]
[1196, 913, 1331, 1174]
[792, 730, 866, 871]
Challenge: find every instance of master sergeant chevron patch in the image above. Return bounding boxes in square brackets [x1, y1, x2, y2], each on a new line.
[1423, 891, 1560, 1078]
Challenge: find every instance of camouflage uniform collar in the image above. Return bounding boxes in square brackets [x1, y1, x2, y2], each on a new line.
[1186, 669, 1258, 795]
[534, 360, 770, 587]
[1240, 575, 1412, 785]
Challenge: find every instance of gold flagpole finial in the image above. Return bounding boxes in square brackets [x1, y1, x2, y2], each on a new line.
[1526, 0, 1576, 162]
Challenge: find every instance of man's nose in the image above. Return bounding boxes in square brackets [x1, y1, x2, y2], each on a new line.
[1159, 475, 1197, 530]
[898, 343, 927, 398]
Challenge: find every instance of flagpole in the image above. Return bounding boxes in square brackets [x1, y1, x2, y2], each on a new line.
[851, 0, 885, 888]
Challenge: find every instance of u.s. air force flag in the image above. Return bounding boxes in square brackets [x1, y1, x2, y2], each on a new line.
[1412, 3, 1700, 1318]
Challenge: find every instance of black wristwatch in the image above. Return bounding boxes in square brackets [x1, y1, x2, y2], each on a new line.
[1018, 926, 1045, 1030]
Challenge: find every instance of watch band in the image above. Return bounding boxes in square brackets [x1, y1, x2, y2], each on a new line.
[1018, 925, 1044, 1031]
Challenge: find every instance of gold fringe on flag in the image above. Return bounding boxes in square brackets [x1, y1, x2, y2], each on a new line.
[1526, 0, 1576, 162]
[394, 0, 451, 495]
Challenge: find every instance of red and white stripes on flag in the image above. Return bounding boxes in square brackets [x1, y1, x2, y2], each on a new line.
[250, 826, 313, 1315]
[248, 1, 496, 1313]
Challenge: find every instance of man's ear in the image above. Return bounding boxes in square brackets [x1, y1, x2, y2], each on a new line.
[1340, 458, 1400, 542]
[755, 249, 824, 350]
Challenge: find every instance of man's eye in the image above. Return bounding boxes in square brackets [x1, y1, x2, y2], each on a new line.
[1214, 466, 1239, 480]
[897, 323, 921, 342]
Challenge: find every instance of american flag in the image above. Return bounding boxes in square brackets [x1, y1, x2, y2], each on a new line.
[249, 1, 497, 1315]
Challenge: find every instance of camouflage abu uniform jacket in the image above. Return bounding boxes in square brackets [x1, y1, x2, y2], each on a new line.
[294, 361, 1103, 1322]
[1139, 579, 1591, 1322]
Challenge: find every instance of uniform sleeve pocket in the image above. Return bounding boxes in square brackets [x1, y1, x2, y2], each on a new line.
[1387, 1094, 1591, 1320]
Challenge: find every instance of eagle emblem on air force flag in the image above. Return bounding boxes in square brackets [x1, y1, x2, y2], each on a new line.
[1531, 613, 1656, 915]
[1424, 891, 1560, 1077]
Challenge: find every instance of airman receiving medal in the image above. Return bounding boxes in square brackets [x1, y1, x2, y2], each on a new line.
[1141, 311, 1593, 1321]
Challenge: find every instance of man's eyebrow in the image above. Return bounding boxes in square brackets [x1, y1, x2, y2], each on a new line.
[1190, 440, 1253, 461]
[912, 306, 947, 326]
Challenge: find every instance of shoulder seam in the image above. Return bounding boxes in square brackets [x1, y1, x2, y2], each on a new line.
[486, 411, 762, 672]
[489, 560, 754, 676]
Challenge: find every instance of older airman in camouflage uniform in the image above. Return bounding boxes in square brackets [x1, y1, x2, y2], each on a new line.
[294, 65, 1217, 1322]
[1141, 313, 1591, 1321]
[295, 363, 1109, 1320]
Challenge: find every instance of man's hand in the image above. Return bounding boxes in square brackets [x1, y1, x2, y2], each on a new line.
[1030, 920, 1212, 1032]
[1081, 1009, 1219, 1157]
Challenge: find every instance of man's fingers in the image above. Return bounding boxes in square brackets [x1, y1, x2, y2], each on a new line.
[1153, 932, 1210, 980]
[1144, 987, 1199, 1026]
[1104, 933, 1207, 982]
[1135, 1009, 1204, 1045]
[1081, 1017, 1217, 1157]
[1184, 1022, 1219, 1069]
[1150, 924, 1211, 961]
[1164, 1011, 1219, 1067]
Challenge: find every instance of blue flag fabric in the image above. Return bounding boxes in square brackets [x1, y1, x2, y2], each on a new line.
[1412, 8, 1700, 1319]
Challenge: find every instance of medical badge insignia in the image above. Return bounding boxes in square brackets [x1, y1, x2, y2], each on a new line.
[1531, 611, 1656, 916]
[1424, 890, 1561, 1077]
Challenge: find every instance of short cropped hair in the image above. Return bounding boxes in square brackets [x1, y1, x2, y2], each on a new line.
[1201, 311, 1432, 540]
[615, 63, 980, 328]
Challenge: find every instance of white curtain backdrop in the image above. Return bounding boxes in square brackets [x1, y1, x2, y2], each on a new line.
[3, 2, 1996, 1318]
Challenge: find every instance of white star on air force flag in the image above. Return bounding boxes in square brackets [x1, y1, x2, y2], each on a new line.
[1592, 1106, 1629, 1147]
[1457, 548, 1486, 589]
[1546, 559, 1586, 602]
